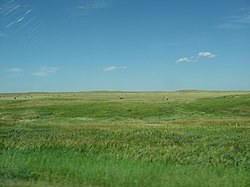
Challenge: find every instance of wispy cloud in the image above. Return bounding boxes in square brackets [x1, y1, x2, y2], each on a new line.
[32, 66, 59, 77]
[214, 8, 250, 29]
[5, 67, 24, 77]
[1, 0, 46, 53]
[102, 66, 127, 72]
[197, 52, 216, 58]
[6, 67, 24, 73]
[72, 0, 113, 16]
[214, 21, 246, 30]
[78, 0, 112, 10]
[5, 9, 32, 28]
[176, 57, 194, 63]
[0, 0, 20, 16]
[176, 51, 216, 64]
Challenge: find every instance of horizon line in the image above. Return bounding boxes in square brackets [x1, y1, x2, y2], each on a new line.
[1, 89, 250, 94]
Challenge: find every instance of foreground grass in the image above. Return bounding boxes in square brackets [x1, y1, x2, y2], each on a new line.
[0, 91, 250, 186]
[1, 150, 249, 187]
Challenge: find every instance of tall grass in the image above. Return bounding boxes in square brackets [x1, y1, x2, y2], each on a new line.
[0, 91, 250, 186]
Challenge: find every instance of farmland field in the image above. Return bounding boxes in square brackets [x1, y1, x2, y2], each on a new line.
[0, 91, 250, 186]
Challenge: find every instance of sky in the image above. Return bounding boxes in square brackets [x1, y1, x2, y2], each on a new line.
[0, 0, 250, 92]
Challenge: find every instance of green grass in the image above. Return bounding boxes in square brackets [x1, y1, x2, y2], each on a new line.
[0, 91, 250, 186]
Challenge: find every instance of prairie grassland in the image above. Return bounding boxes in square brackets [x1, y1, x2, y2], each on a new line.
[0, 91, 250, 186]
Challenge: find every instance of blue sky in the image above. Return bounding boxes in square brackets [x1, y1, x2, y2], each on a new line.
[0, 0, 250, 92]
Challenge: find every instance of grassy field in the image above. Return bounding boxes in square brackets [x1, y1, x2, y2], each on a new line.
[0, 91, 250, 186]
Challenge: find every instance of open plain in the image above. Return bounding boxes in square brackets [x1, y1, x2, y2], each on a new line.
[0, 91, 250, 186]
